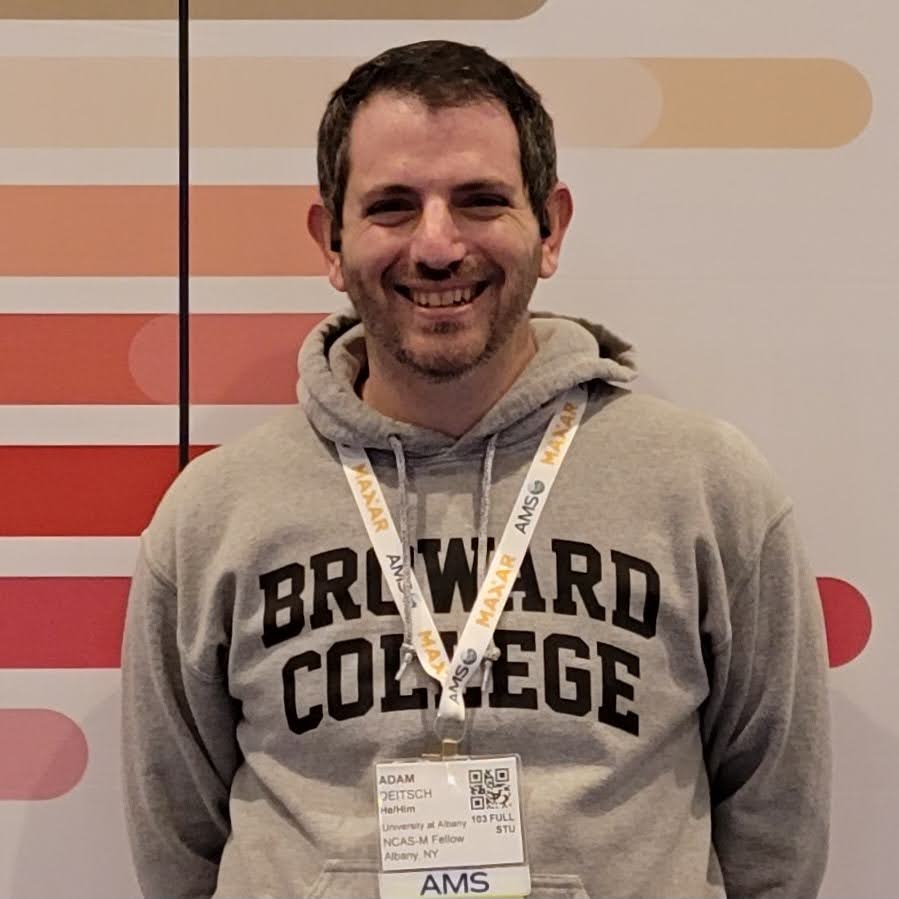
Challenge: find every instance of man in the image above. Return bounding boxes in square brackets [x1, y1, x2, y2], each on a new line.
[122, 40, 830, 898]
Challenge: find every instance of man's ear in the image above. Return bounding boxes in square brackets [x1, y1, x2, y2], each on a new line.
[307, 202, 345, 292]
[539, 182, 574, 279]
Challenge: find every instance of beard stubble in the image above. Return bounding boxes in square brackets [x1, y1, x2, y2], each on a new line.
[344, 249, 541, 382]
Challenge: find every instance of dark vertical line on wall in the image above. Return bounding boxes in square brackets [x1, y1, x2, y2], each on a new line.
[178, 0, 190, 469]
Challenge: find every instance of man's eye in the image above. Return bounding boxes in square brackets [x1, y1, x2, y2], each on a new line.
[459, 195, 510, 218]
[366, 200, 415, 217]
[463, 195, 509, 208]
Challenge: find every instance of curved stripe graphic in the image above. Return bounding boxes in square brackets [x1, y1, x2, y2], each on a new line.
[0, 578, 128, 668]
[0, 186, 323, 276]
[639, 58, 872, 148]
[817, 577, 873, 668]
[1, 314, 175, 404]
[0, 0, 544, 18]
[0, 58, 871, 149]
[1, 312, 323, 403]
[0, 446, 185, 536]
[0, 710, 88, 800]
[131, 312, 323, 403]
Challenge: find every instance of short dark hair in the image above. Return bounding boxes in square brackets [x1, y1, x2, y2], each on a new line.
[316, 40, 557, 246]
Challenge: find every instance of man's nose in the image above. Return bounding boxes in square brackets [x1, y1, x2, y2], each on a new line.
[409, 198, 465, 273]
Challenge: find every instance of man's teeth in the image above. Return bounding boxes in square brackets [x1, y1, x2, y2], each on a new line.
[407, 286, 476, 307]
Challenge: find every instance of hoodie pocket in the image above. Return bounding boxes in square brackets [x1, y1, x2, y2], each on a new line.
[307, 861, 588, 899]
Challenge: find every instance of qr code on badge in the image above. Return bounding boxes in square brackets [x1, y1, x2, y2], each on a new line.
[468, 767, 512, 811]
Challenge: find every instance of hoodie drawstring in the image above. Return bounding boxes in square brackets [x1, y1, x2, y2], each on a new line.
[388, 433, 503, 691]
[388, 435, 416, 681]
[478, 434, 501, 693]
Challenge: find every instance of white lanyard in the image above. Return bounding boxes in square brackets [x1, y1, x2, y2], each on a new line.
[338, 385, 587, 742]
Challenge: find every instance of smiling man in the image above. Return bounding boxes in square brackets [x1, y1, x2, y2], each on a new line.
[122, 41, 831, 899]
[308, 70, 572, 437]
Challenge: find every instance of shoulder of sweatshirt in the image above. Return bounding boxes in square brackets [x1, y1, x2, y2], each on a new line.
[588, 386, 794, 567]
[141, 406, 327, 582]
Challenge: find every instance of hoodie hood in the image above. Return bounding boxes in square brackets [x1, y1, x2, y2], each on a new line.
[297, 308, 637, 455]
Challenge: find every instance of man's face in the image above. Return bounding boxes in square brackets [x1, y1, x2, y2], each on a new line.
[325, 92, 552, 381]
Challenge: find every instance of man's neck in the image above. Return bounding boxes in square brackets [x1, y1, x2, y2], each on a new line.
[360, 326, 537, 438]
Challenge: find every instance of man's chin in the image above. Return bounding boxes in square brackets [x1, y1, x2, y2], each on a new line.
[395, 345, 489, 383]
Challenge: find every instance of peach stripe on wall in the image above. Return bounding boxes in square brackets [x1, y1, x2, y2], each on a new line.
[0, 710, 88, 800]
[0, 58, 870, 149]
[0, 186, 323, 276]
[0, 313, 323, 404]
[0, 0, 175, 15]
[640, 58, 872, 148]
[0, 0, 543, 17]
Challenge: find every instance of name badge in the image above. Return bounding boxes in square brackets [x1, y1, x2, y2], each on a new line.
[375, 755, 530, 898]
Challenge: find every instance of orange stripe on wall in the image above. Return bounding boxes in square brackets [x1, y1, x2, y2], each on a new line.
[0, 186, 175, 276]
[0, 186, 324, 276]
[192, 186, 323, 275]
[0, 313, 323, 404]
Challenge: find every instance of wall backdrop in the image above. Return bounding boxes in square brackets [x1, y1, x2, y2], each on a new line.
[1, 1, 895, 896]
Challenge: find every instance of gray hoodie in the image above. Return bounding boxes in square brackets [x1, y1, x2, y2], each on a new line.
[121, 310, 830, 899]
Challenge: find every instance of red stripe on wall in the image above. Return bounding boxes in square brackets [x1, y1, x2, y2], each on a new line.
[0, 312, 324, 404]
[0, 314, 173, 404]
[0, 573, 865, 671]
[0, 445, 183, 536]
[0, 577, 128, 668]
[136, 312, 326, 403]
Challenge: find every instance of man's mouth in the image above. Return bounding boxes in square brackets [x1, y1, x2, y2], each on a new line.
[393, 280, 490, 308]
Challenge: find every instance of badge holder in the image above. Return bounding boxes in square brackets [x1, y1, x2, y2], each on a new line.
[375, 743, 531, 899]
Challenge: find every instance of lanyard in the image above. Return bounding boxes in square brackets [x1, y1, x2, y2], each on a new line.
[338, 385, 587, 742]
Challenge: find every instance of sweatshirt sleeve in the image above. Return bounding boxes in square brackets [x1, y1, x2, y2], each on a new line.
[701, 506, 831, 899]
[121, 545, 242, 899]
